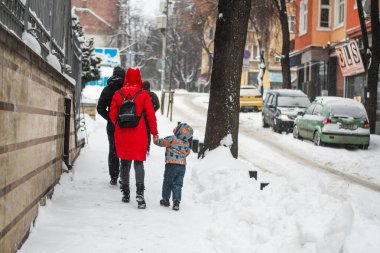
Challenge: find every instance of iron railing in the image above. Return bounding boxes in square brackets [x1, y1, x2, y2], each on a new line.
[0, 0, 81, 81]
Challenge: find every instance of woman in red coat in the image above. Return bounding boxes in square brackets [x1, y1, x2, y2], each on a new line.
[109, 68, 158, 209]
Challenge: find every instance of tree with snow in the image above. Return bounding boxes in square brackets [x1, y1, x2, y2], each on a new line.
[72, 11, 101, 90]
[81, 38, 101, 90]
[201, 0, 252, 158]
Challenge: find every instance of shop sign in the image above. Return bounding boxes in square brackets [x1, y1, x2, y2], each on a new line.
[336, 40, 365, 77]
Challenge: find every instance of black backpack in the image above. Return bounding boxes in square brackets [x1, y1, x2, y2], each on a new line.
[117, 89, 143, 128]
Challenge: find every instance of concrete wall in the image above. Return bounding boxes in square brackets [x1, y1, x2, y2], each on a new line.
[0, 28, 81, 252]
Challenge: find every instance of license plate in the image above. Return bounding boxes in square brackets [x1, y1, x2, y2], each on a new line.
[340, 124, 357, 130]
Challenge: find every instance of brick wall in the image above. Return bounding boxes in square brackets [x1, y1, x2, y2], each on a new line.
[72, 0, 118, 47]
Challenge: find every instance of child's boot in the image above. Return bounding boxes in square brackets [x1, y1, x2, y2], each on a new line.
[160, 198, 170, 207]
[120, 184, 130, 203]
[173, 200, 180, 211]
[136, 183, 146, 209]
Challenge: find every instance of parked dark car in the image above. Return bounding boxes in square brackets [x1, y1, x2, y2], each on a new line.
[262, 89, 311, 133]
[293, 96, 370, 149]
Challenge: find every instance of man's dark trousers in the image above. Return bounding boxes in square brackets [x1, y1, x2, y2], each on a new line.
[107, 122, 119, 180]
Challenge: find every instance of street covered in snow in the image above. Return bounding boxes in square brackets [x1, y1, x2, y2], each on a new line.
[19, 91, 380, 253]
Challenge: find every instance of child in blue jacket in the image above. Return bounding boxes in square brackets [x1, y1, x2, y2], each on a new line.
[153, 123, 193, 211]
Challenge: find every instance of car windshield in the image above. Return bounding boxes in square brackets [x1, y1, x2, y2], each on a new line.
[277, 96, 310, 108]
[330, 104, 366, 119]
[240, 88, 261, 96]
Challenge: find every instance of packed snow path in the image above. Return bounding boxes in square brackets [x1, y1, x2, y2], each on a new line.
[20, 91, 380, 252]
[20, 116, 214, 252]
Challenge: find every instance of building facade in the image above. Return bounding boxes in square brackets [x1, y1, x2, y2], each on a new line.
[291, 0, 379, 133]
[71, 0, 119, 47]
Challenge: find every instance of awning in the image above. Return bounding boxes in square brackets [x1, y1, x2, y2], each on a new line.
[269, 72, 297, 83]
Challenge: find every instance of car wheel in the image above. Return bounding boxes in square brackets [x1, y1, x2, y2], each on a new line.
[273, 119, 282, 133]
[313, 131, 323, 146]
[293, 125, 302, 140]
[262, 115, 269, 128]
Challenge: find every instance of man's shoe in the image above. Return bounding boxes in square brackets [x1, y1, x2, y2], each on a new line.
[110, 178, 118, 185]
[160, 199, 170, 207]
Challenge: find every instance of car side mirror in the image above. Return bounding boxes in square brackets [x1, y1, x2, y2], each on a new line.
[297, 111, 304, 116]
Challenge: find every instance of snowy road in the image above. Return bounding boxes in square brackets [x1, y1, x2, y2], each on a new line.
[173, 92, 380, 192]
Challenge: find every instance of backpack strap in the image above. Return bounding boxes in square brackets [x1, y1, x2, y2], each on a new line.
[131, 89, 143, 101]
[118, 89, 143, 102]
[118, 90, 127, 101]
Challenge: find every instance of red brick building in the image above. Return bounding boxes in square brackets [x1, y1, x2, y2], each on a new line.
[71, 0, 119, 47]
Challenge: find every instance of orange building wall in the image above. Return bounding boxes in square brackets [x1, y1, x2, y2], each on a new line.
[295, 0, 313, 50]
[347, 0, 361, 30]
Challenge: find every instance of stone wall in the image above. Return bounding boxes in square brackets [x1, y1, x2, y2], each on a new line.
[0, 27, 81, 252]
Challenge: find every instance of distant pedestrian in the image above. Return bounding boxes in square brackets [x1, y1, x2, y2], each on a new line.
[109, 68, 158, 209]
[97, 66, 125, 186]
[153, 122, 193, 211]
[143, 81, 160, 154]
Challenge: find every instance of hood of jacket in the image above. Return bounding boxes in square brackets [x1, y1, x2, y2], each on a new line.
[107, 75, 124, 90]
[175, 123, 193, 141]
[123, 68, 142, 88]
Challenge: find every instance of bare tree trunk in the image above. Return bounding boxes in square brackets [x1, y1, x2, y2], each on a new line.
[357, 0, 379, 133]
[274, 0, 291, 89]
[368, 0, 379, 133]
[200, 0, 251, 158]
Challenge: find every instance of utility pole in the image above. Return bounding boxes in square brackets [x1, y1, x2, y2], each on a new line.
[118, 0, 128, 68]
[160, 0, 169, 92]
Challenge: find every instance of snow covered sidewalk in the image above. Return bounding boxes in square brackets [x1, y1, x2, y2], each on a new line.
[19, 113, 380, 253]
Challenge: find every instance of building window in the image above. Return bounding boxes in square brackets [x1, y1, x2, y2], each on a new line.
[334, 0, 344, 27]
[299, 0, 308, 35]
[319, 0, 331, 28]
[247, 44, 259, 61]
[288, 16, 295, 33]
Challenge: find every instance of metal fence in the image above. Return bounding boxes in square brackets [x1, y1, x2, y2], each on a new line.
[0, 0, 81, 82]
[1, 0, 84, 143]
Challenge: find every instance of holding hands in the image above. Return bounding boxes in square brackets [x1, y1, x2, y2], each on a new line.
[153, 135, 159, 143]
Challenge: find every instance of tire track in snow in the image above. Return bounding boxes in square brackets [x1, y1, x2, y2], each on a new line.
[173, 93, 380, 193]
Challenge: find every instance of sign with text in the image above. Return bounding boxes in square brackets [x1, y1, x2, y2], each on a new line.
[335, 40, 365, 77]
[94, 48, 121, 67]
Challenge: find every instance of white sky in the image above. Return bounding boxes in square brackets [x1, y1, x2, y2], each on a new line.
[130, 0, 160, 19]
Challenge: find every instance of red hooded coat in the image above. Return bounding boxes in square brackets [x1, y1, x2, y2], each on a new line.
[109, 68, 158, 161]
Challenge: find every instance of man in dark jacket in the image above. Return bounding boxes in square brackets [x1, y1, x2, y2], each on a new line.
[143, 81, 160, 154]
[97, 66, 125, 185]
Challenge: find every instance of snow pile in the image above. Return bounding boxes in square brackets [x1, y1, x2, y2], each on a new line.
[46, 53, 62, 73]
[22, 31, 41, 55]
[81, 85, 104, 104]
[191, 145, 356, 253]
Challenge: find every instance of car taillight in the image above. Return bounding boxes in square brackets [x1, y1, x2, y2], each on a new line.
[323, 117, 332, 124]
[363, 119, 369, 128]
